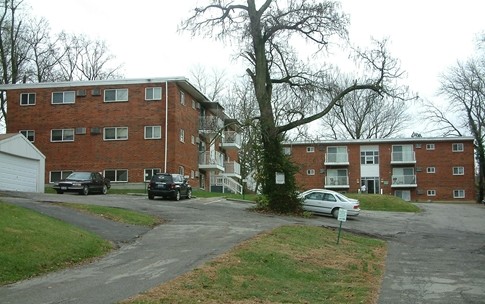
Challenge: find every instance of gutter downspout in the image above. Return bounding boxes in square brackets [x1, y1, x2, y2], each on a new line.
[164, 81, 168, 173]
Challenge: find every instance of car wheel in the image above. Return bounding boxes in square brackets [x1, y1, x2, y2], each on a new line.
[148, 193, 154, 200]
[82, 185, 89, 196]
[331, 208, 339, 219]
[102, 184, 108, 195]
[56, 190, 63, 194]
[174, 190, 181, 201]
[186, 189, 192, 199]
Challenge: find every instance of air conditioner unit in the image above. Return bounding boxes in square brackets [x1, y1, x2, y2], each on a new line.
[91, 127, 101, 134]
[76, 89, 87, 97]
[415, 144, 422, 148]
[91, 88, 101, 96]
[75, 127, 86, 135]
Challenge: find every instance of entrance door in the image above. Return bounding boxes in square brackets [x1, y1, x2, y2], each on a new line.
[361, 177, 379, 194]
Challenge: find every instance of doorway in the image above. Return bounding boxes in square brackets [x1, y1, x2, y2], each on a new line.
[361, 177, 380, 194]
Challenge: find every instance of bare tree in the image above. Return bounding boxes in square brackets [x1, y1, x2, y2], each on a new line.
[182, 0, 407, 212]
[189, 65, 227, 102]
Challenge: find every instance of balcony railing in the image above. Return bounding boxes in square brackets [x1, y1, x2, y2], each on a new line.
[221, 131, 242, 149]
[199, 116, 224, 134]
[223, 161, 241, 178]
[324, 152, 349, 165]
[199, 151, 224, 171]
[210, 175, 243, 194]
[391, 175, 417, 187]
[391, 152, 416, 164]
[324, 176, 349, 188]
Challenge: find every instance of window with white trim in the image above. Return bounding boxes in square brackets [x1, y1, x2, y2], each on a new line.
[427, 190, 436, 196]
[192, 100, 196, 109]
[426, 144, 435, 150]
[144, 126, 161, 139]
[179, 129, 185, 142]
[180, 91, 185, 105]
[20, 93, 36, 105]
[453, 189, 465, 198]
[51, 129, 74, 142]
[20, 130, 35, 142]
[191, 170, 195, 179]
[453, 166, 464, 175]
[144, 168, 161, 181]
[179, 166, 185, 176]
[52, 91, 75, 104]
[145, 87, 162, 101]
[104, 89, 128, 102]
[104, 169, 128, 182]
[306, 146, 314, 153]
[283, 147, 291, 155]
[50, 170, 73, 183]
[191, 135, 195, 145]
[104, 127, 128, 140]
[306, 169, 315, 175]
[452, 143, 464, 152]
[427, 167, 436, 173]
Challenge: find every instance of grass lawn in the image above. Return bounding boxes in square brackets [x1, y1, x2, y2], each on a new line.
[123, 225, 386, 304]
[0, 202, 112, 285]
[347, 194, 420, 212]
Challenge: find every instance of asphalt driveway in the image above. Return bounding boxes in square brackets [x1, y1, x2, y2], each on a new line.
[0, 191, 484, 304]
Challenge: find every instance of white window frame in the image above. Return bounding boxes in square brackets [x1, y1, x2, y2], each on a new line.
[192, 100, 196, 109]
[104, 127, 128, 141]
[144, 168, 161, 181]
[144, 126, 161, 139]
[179, 129, 185, 142]
[426, 143, 435, 150]
[191, 135, 195, 145]
[51, 129, 74, 142]
[179, 166, 185, 176]
[306, 146, 315, 153]
[453, 189, 465, 198]
[283, 147, 291, 155]
[20, 93, 36, 105]
[20, 130, 35, 142]
[52, 91, 75, 104]
[427, 190, 436, 196]
[104, 89, 128, 102]
[427, 167, 436, 173]
[191, 170, 195, 179]
[453, 166, 464, 175]
[452, 143, 464, 152]
[180, 91, 185, 105]
[145, 87, 162, 101]
[306, 169, 315, 176]
[104, 169, 128, 182]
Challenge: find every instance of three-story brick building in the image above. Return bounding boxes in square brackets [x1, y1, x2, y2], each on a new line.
[1, 77, 242, 193]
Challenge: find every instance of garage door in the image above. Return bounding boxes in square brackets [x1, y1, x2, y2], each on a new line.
[0, 152, 38, 192]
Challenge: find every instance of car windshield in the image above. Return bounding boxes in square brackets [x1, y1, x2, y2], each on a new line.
[152, 175, 173, 183]
[67, 172, 91, 180]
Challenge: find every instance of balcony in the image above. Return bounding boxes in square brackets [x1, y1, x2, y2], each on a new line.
[324, 152, 349, 165]
[199, 116, 224, 135]
[391, 152, 416, 164]
[220, 131, 242, 149]
[324, 176, 349, 189]
[199, 151, 224, 171]
[391, 175, 417, 188]
[223, 161, 241, 179]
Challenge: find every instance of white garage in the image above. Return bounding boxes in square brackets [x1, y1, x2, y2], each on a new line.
[0, 133, 45, 193]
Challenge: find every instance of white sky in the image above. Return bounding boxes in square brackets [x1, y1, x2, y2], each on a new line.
[26, 0, 485, 133]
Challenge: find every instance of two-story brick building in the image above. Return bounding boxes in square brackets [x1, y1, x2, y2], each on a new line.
[284, 137, 476, 202]
[0, 77, 242, 193]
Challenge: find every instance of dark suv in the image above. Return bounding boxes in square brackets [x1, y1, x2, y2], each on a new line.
[147, 173, 192, 201]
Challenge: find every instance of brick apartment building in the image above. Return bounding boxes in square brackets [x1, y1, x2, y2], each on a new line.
[1, 77, 242, 193]
[284, 137, 476, 202]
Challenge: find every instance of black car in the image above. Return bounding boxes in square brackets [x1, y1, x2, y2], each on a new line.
[53, 171, 111, 195]
[147, 173, 192, 201]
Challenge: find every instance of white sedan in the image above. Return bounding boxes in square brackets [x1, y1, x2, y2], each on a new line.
[299, 189, 360, 218]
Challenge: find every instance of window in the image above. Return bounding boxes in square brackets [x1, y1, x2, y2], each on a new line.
[20, 93, 36, 105]
[328, 146, 348, 163]
[20, 130, 35, 142]
[144, 126, 161, 139]
[306, 146, 315, 153]
[426, 144, 435, 150]
[145, 87, 162, 100]
[452, 143, 464, 152]
[191, 135, 195, 145]
[453, 166, 464, 175]
[427, 190, 436, 196]
[427, 167, 436, 173]
[51, 129, 74, 142]
[179, 129, 185, 142]
[306, 169, 315, 175]
[50, 170, 73, 183]
[104, 127, 128, 140]
[191, 170, 195, 179]
[144, 168, 161, 181]
[180, 91, 185, 105]
[179, 166, 185, 176]
[283, 147, 291, 155]
[192, 100, 196, 109]
[360, 150, 379, 165]
[104, 89, 128, 102]
[52, 91, 75, 104]
[453, 189, 465, 198]
[104, 169, 128, 182]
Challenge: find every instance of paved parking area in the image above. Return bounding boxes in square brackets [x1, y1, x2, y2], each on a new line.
[0, 191, 484, 304]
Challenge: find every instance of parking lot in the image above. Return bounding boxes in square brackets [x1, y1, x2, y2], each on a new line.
[0, 191, 484, 304]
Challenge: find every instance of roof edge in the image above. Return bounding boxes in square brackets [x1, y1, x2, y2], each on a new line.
[283, 136, 476, 145]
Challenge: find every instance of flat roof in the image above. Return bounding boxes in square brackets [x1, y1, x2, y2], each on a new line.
[284, 136, 475, 145]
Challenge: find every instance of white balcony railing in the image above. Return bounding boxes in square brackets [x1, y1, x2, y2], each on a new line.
[199, 116, 224, 133]
[325, 176, 349, 188]
[324, 152, 349, 165]
[391, 175, 417, 187]
[391, 152, 416, 164]
[221, 131, 242, 149]
[211, 175, 243, 194]
[224, 161, 241, 178]
[199, 151, 224, 171]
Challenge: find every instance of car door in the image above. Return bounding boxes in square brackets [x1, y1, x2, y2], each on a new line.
[304, 192, 330, 214]
[91, 172, 103, 191]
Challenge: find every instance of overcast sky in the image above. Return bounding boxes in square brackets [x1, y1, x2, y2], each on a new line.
[27, 0, 485, 112]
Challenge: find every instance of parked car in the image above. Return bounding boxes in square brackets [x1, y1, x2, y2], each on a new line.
[53, 171, 111, 195]
[147, 173, 192, 201]
[298, 189, 360, 218]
